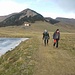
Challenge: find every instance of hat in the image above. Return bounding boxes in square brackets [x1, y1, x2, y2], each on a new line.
[57, 29, 59, 31]
[44, 29, 47, 32]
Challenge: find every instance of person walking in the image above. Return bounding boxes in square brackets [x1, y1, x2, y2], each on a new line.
[43, 30, 50, 46]
[53, 29, 60, 48]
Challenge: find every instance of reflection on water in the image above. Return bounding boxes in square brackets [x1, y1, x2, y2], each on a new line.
[0, 38, 29, 56]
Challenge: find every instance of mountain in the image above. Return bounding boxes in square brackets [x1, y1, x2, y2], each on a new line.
[56, 17, 75, 26]
[0, 13, 17, 22]
[0, 8, 45, 26]
[0, 16, 7, 22]
[45, 17, 60, 24]
[0, 8, 75, 27]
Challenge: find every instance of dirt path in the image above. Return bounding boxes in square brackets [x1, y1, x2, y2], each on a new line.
[33, 35, 75, 75]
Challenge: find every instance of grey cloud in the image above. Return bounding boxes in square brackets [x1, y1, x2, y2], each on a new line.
[52, 0, 75, 12]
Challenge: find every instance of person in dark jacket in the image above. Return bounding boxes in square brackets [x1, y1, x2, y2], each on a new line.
[53, 29, 60, 48]
[43, 30, 50, 46]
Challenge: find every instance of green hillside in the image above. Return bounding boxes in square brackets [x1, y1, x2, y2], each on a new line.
[0, 21, 75, 35]
[0, 21, 75, 75]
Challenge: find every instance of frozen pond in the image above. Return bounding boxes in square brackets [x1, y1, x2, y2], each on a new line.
[0, 38, 29, 56]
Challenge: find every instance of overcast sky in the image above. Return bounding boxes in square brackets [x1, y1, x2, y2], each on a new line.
[0, 0, 75, 19]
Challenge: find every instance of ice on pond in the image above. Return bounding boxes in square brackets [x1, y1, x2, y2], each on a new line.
[0, 38, 29, 56]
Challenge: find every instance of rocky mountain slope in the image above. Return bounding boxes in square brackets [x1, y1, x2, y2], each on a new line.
[45, 17, 60, 24]
[56, 17, 75, 26]
[0, 16, 7, 22]
[0, 13, 17, 22]
[0, 8, 45, 26]
[0, 8, 75, 27]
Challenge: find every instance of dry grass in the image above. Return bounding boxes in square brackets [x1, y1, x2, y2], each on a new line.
[33, 32, 75, 75]
[0, 22, 75, 75]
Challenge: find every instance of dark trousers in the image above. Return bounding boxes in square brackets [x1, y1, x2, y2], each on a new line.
[53, 39, 59, 48]
[44, 39, 48, 46]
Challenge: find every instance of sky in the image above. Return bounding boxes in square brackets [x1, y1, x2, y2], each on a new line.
[0, 0, 75, 19]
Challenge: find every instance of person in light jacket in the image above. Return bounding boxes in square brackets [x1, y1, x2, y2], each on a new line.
[43, 30, 50, 46]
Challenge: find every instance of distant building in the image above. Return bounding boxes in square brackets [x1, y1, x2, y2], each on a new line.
[24, 23, 31, 26]
[24, 22, 31, 27]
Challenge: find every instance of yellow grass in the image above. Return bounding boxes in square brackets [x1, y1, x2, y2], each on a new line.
[0, 22, 75, 75]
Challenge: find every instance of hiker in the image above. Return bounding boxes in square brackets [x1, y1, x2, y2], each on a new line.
[43, 30, 50, 46]
[53, 29, 60, 48]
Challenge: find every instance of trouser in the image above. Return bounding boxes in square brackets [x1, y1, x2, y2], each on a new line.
[53, 39, 59, 48]
[44, 39, 48, 46]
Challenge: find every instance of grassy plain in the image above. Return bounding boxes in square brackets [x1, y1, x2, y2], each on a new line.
[0, 21, 75, 75]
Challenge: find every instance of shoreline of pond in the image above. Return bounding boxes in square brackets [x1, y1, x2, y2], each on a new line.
[0, 38, 29, 56]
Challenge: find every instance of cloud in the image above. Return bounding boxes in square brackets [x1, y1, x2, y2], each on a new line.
[0, 0, 75, 19]
[0, 0, 30, 16]
[52, 0, 75, 12]
[41, 11, 75, 19]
